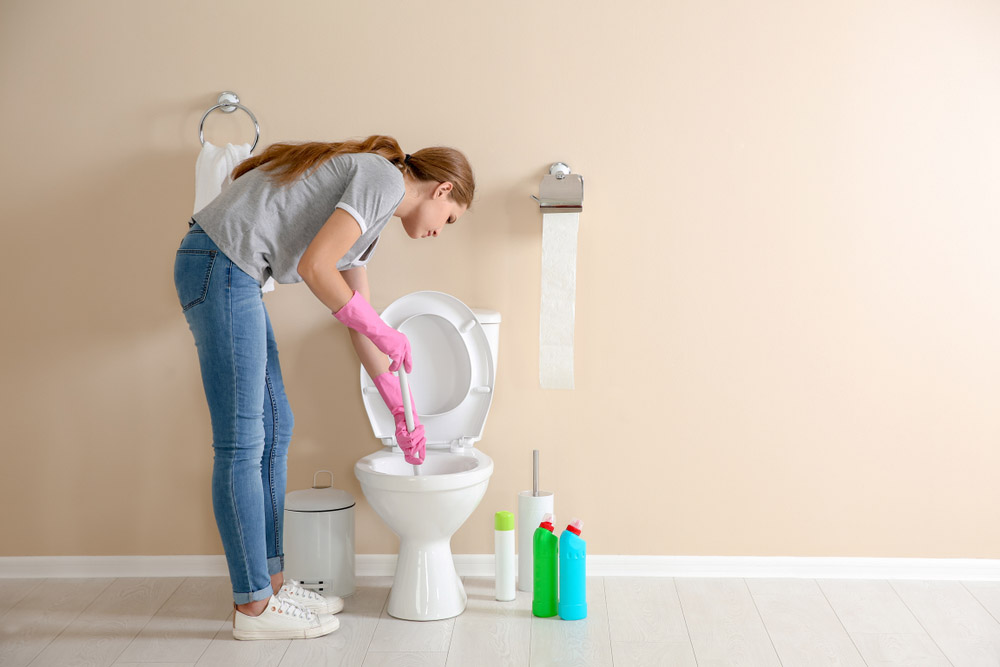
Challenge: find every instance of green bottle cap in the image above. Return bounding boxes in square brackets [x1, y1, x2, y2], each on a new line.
[494, 511, 514, 531]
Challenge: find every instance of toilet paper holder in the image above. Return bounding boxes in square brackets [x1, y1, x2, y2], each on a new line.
[531, 163, 584, 213]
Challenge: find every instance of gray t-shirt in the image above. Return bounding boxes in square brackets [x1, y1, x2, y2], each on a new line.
[192, 152, 406, 285]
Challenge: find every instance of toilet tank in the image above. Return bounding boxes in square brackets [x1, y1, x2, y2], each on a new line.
[471, 308, 501, 370]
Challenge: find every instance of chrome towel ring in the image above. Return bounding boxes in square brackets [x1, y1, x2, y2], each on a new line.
[199, 91, 260, 152]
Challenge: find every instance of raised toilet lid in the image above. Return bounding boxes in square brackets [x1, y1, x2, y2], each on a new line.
[359, 291, 495, 449]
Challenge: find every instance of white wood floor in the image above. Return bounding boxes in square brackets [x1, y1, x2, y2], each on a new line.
[3, 575, 1000, 666]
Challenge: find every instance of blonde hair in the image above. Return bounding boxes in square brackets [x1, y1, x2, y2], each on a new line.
[231, 134, 475, 208]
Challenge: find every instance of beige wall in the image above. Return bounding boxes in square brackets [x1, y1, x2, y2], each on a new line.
[2, 0, 1000, 560]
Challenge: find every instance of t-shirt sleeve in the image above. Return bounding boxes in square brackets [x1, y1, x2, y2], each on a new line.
[335, 158, 405, 235]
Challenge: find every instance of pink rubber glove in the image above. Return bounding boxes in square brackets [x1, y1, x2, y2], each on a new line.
[333, 291, 413, 373]
[373, 372, 426, 464]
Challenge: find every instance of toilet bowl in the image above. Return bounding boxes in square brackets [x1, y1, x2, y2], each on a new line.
[355, 449, 493, 620]
[354, 292, 500, 621]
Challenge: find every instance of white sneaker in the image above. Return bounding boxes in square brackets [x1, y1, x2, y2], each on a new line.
[278, 579, 345, 615]
[233, 595, 339, 640]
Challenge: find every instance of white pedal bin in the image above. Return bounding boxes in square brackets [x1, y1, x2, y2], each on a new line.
[284, 470, 356, 598]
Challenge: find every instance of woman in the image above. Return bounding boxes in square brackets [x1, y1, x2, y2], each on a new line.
[173, 135, 474, 640]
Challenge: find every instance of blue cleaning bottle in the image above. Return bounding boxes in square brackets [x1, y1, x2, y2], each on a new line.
[558, 518, 587, 620]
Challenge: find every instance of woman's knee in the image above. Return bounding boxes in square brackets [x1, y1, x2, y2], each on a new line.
[212, 432, 266, 461]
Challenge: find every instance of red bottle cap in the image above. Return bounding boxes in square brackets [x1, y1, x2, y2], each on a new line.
[539, 513, 555, 532]
[565, 518, 583, 536]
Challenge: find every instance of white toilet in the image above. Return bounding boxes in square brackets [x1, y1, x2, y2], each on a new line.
[354, 291, 500, 621]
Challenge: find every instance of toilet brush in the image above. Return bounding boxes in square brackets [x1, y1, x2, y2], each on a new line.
[517, 449, 553, 592]
[398, 367, 422, 476]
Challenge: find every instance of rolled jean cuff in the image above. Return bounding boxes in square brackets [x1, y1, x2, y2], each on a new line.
[267, 555, 284, 576]
[233, 585, 273, 605]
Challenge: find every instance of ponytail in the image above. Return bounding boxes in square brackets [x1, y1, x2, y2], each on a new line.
[232, 134, 475, 208]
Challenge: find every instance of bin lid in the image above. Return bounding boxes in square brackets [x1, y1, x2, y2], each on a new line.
[285, 471, 356, 512]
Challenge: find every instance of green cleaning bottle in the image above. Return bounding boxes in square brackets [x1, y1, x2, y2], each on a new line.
[532, 513, 558, 617]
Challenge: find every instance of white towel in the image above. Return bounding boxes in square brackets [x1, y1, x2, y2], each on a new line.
[194, 141, 276, 293]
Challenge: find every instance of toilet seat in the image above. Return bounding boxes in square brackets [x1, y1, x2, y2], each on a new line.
[360, 291, 495, 450]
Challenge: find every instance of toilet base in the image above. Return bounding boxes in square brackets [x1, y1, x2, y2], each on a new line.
[387, 538, 467, 621]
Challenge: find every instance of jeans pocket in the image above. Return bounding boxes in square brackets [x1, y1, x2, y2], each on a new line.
[175, 249, 217, 311]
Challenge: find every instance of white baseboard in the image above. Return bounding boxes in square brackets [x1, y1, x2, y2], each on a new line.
[3, 554, 1000, 581]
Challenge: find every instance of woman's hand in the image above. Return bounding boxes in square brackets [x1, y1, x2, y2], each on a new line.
[395, 421, 426, 466]
[373, 371, 426, 464]
[334, 292, 412, 373]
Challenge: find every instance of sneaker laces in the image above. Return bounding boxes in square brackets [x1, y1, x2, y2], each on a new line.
[281, 579, 324, 602]
[273, 596, 315, 620]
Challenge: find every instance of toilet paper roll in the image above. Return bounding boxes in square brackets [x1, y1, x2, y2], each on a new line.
[517, 490, 555, 592]
[540, 212, 580, 389]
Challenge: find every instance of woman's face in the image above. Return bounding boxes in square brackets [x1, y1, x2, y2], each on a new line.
[402, 182, 467, 239]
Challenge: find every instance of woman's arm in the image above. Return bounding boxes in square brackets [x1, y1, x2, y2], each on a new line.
[298, 208, 361, 312]
[340, 266, 392, 380]
[306, 209, 411, 373]
[342, 265, 425, 464]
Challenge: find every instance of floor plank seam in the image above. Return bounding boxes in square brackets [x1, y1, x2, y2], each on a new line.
[603, 577, 614, 667]
[673, 577, 700, 667]
[15, 578, 44, 610]
[192, 608, 223, 666]
[32, 576, 116, 665]
[360, 582, 388, 658]
[888, 579, 956, 667]
[274, 637, 292, 666]
[527, 583, 534, 667]
[961, 579, 1000, 627]
[743, 578, 784, 667]
[815, 579, 870, 666]
[443, 577, 458, 665]
[114, 576, 184, 666]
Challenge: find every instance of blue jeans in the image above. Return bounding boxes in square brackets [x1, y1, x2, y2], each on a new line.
[174, 223, 293, 604]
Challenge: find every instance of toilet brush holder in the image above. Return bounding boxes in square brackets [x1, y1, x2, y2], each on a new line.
[517, 490, 554, 592]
